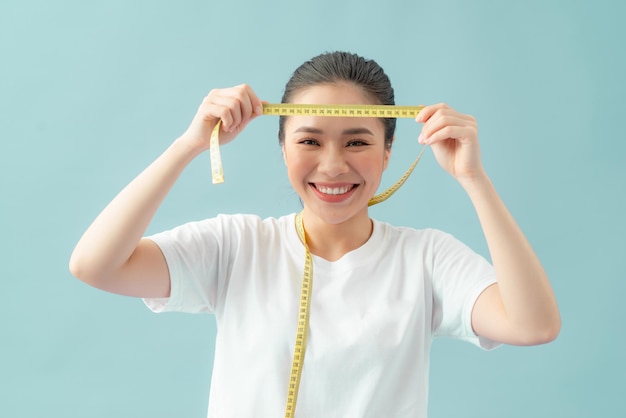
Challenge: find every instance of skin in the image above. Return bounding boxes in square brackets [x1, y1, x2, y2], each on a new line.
[69, 82, 561, 346]
[282, 82, 390, 261]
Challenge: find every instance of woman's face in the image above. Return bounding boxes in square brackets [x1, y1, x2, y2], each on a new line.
[282, 82, 391, 226]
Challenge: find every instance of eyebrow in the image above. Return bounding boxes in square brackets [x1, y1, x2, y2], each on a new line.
[293, 126, 375, 136]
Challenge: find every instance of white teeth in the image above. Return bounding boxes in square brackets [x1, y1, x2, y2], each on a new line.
[316, 185, 353, 195]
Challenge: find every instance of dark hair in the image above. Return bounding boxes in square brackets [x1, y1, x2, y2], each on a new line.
[278, 51, 396, 147]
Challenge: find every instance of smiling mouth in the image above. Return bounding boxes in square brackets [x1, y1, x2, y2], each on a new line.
[311, 184, 358, 195]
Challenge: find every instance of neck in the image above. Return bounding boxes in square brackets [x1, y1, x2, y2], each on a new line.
[300, 209, 373, 261]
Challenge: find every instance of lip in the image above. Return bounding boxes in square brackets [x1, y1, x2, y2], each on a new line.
[309, 182, 359, 203]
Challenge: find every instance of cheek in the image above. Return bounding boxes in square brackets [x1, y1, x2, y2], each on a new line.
[363, 149, 389, 171]
[283, 147, 309, 184]
[353, 155, 385, 188]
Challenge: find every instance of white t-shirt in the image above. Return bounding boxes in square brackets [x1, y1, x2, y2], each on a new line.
[144, 213, 498, 418]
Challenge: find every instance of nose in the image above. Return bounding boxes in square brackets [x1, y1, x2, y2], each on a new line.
[318, 145, 349, 178]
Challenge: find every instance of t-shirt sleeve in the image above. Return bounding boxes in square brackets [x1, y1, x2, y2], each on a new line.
[142, 215, 237, 314]
[429, 230, 500, 350]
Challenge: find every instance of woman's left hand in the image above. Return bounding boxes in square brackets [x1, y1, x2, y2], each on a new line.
[416, 103, 486, 186]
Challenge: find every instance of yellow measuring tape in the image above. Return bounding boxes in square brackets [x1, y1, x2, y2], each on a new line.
[209, 103, 426, 417]
[210, 104, 425, 185]
[286, 211, 312, 417]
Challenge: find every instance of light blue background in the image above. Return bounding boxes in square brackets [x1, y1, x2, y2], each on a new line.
[1, 0, 624, 417]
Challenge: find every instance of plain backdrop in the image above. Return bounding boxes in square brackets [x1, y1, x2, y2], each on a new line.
[1, 0, 624, 417]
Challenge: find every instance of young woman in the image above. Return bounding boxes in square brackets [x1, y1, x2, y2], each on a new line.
[70, 51, 560, 417]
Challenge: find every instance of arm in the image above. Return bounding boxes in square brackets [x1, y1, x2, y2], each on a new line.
[417, 104, 560, 345]
[69, 85, 263, 298]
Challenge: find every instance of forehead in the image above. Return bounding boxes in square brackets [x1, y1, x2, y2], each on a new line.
[290, 81, 375, 105]
[284, 82, 385, 135]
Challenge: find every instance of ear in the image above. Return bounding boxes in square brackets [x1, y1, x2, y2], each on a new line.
[282, 144, 287, 165]
[383, 135, 394, 170]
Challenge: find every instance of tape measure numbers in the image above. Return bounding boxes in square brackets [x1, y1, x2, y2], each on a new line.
[208, 104, 427, 417]
[286, 212, 312, 417]
[262, 103, 424, 118]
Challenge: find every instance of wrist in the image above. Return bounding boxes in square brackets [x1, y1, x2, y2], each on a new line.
[171, 134, 207, 160]
[457, 170, 494, 198]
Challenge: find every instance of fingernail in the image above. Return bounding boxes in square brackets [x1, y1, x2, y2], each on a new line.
[418, 133, 424, 143]
[256, 105, 263, 115]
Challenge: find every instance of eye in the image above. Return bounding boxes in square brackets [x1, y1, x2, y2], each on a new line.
[298, 138, 320, 146]
[347, 139, 369, 147]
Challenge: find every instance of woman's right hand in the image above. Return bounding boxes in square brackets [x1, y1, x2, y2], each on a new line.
[178, 84, 264, 153]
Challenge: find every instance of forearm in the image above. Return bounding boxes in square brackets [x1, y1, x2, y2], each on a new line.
[69, 138, 199, 282]
[462, 174, 561, 341]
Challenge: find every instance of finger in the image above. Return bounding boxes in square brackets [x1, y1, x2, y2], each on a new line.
[199, 101, 234, 131]
[206, 94, 245, 132]
[203, 89, 235, 124]
[231, 84, 255, 130]
[242, 85, 263, 116]
[225, 84, 265, 130]
[420, 113, 474, 139]
[415, 102, 449, 123]
[416, 103, 475, 125]
[424, 124, 477, 146]
[228, 84, 264, 120]
[418, 111, 476, 144]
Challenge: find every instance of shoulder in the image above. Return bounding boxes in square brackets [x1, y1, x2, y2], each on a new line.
[216, 213, 295, 235]
[159, 213, 295, 233]
[373, 218, 451, 248]
[147, 213, 297, 250]
[371, 219, 476, 268]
